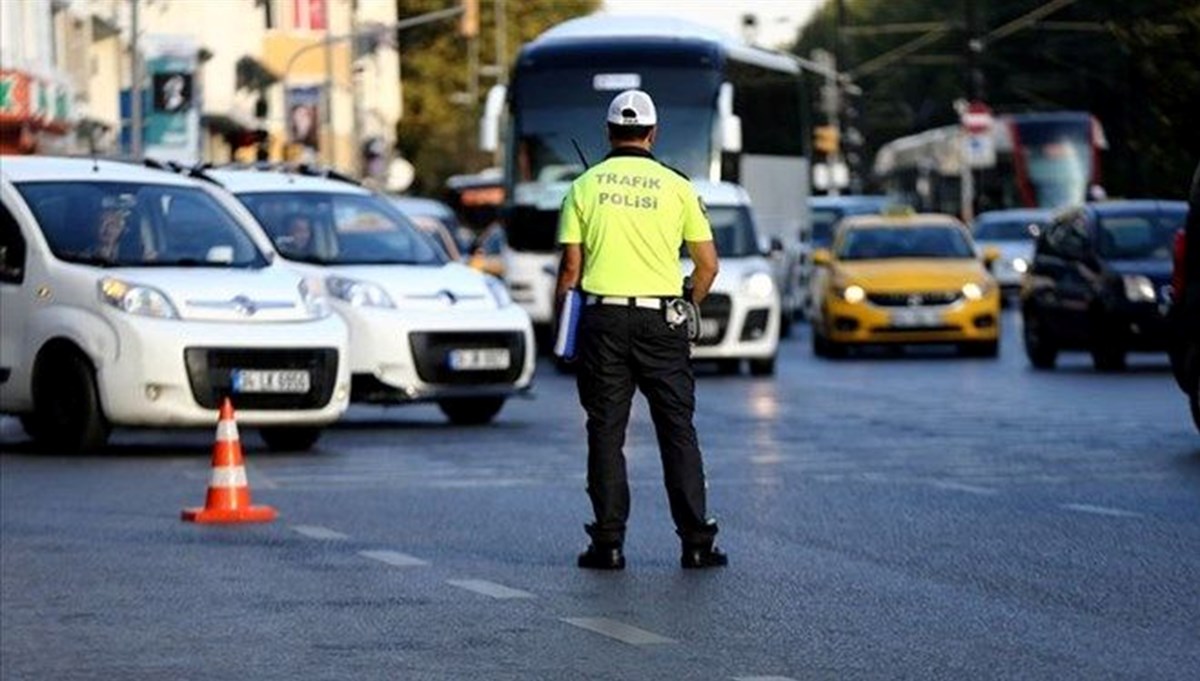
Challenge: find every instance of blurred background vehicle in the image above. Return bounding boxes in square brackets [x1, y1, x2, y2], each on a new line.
[481, 15, 811, 346]
[1168, 163, 1199, 432]
[0, 157, 350, 452]
[1021, 200, 1187, 372]
[810, 212, 1000, 358]
[971, 208, 1052, 301]
[443, 171, 512, 282]
[204, 165, 535, 426]
[687, 182, 781, 376]
[808, 195, 891, 251]
[390, 195, 468, 262]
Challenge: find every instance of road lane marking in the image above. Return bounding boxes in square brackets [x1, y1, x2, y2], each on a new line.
[291, 525, 348, 540]
[359, 550, 430, 567]
[560, 617, 675, 645]
[1061, 503, 1142, 518]
[929, 481, 998, 495]
[733, 677, 800, 681]
[446, 579, 535, 599]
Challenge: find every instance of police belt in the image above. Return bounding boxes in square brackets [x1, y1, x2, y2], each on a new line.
[585, 294, 668, 310]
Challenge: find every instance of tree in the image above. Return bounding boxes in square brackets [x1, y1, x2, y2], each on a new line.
[791, 0, 1199, 199]
[395, 0, 598, 195]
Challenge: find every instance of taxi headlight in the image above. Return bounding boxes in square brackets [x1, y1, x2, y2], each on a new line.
[840, 284, 866, 304]
[962, 282, 984, 301]
[1122, 274, 1156, 302]
[741, 272, 775, 299]
[326, 276, 395, 308]
[98, 278, 178, 318]
[299, 278, 331, 318]
[485, 275, 512, 308]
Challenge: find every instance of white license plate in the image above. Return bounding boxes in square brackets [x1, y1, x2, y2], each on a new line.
[232, 369, 311, 393]
[890, 308, 944, 328]
[447, 348, 511, 371]
[699, 319, 721, 339]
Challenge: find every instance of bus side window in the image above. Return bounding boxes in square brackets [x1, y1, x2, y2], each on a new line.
[0, 203, 27, 284]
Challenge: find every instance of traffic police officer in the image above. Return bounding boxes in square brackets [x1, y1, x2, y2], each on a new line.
[555, 89, 727, 570]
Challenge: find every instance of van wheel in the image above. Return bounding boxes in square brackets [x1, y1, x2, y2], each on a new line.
[259, 426, 322, 452]
[749, 357, 776, 376]
[1090, 345, 1127, 372]
[1023, 312, 1057, 369]
[716, 359, 741, 375]
[32, 349, 110, 453]
[439, 397, 506, 425]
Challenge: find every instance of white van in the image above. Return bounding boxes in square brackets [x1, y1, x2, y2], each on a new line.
[204, 166, 536, 425]
[0, 157, 350, 452]
[688, 182, 781, 375]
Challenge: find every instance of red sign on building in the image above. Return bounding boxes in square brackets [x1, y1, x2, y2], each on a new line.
[293, 0, 328, 31]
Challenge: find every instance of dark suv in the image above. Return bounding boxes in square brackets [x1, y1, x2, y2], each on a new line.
[1021, 200, 1188, 371]
[1169, 163, 1199, 432]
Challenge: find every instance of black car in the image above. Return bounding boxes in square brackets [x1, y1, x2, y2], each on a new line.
[1168, 163, 1200, 432]
[1021, 200, 1188, 371]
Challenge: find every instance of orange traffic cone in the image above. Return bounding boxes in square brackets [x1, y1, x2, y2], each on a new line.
[182, 398, 277, 524]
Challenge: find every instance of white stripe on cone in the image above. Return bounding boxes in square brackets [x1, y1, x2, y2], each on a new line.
[216, 420, 239, 442]
[209, 466, 248, 488]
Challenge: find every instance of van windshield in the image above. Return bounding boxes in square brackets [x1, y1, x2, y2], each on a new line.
[236, 191, 444, 266]
[15, 181, 267, 268]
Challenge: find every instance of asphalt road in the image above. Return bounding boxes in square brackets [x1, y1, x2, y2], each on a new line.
[3, 312, 1199, 680]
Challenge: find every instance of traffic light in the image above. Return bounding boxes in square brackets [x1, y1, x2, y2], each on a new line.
[460, 0, 479, 38]
[814, 125, 839, 156]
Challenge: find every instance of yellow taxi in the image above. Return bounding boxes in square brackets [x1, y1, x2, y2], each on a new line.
[810, 212, 1001, 357]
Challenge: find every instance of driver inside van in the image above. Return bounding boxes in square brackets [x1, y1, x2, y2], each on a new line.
[92, 201, 154, 262]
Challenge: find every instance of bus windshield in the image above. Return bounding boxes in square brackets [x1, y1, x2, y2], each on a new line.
[514, 66, 718, 184]
[839, 226, 975, 261]
[1015, 118, 1093, 209]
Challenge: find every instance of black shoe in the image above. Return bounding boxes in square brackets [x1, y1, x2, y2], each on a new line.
[681, 544, 728, 569]
[578, 544, 625, 570]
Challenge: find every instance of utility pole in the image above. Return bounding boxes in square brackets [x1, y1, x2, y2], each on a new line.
[494, 0, 507, 86]
[323, 22, 335, 166]
[964, 0, 984, 100]
[350, 0, 362, 177]
[130, 0, 142, 158]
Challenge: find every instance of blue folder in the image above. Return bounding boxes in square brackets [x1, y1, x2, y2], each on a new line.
[554, 289, 583, 360]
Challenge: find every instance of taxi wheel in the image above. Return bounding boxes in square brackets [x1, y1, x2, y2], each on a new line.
[439, 397, 506, 425]
[259, 426, 322, 452]
[31, 348, 110, 453]
[748, 357, 776, 376]
[812, 330, 845, 359]
[1022, 312, 1057, 369]
[960, 341, 999, 358]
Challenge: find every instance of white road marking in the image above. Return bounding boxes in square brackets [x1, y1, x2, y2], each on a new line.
[446, 579, 535, 599]
[733, 676, 800, 681]
[928, 480, 998, 495]
[1061, 503, 1142, 518]
[560, 617, 675, 645]
[291, 525, 348, 540]
[359, 550, 430, 567]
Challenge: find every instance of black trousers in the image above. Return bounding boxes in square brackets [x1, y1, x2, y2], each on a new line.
[575, 303, 718, 547]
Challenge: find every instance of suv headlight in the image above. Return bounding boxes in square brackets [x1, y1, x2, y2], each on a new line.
[741, 272, 775, 299]
[98, 278, 178, 318]
[299, 279, 331, 318]
[1122, 274, 1156, 302]
[326, 276, 395, 308]
[485, 275, 512, 308]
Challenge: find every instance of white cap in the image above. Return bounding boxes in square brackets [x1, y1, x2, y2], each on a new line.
[606, 89, 657, 127]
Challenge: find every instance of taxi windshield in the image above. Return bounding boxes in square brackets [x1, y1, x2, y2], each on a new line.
[15, 181, 267, 268]
[838, 225, 975, 260]
[237, 192, 444, 266]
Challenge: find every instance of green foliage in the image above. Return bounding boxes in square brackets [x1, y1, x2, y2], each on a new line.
[792, 0, 1199, 198]
[395, 0, 598, 195]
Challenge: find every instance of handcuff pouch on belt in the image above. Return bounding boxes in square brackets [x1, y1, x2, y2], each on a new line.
[665, 298, 701, 341]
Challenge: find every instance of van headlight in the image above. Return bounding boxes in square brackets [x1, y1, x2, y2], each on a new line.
[1122, 274, 1156, 302]
[741, 272, 775, 299]
[326, 276, 395, 308]
[485, 275, 512, 308]
[98, 278, 178, 318]
[299, 279, 331, 318]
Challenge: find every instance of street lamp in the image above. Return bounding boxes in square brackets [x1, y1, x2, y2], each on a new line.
[280, 5, 464, 161]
